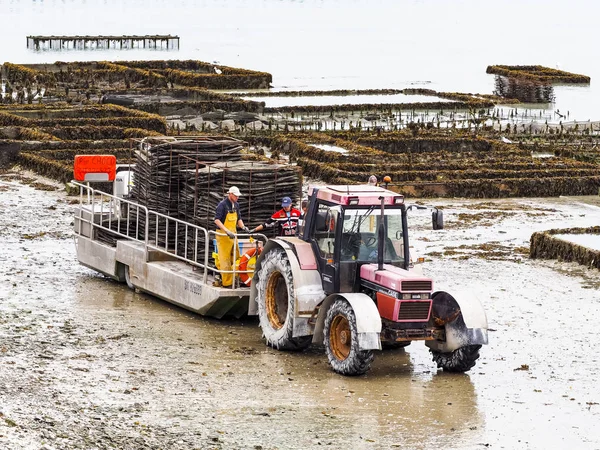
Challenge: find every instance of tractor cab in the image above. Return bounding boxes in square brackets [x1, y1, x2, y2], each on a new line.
[301, 185, 408, 294]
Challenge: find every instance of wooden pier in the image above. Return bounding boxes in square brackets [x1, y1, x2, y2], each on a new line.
[26, 35, 179, 51]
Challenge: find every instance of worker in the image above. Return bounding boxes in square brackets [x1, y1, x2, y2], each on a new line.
[301, 199, 308, 217]
[297, 198, 309, 233]
[368, 175, 377, 186]
[214, 186, 250, 288]
[252, 196, 301, 237]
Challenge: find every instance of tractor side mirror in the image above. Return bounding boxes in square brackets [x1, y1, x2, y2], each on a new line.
[315, 207, 339, 233]
[325, 210, 337, 232]
[432, 209, 444, 230]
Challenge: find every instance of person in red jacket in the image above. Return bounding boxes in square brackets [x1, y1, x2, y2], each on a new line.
[252, 196, 301, 236]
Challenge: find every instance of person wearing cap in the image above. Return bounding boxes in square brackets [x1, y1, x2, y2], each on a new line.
[214, 186, 250, 288]
[251, 196, 301, 237]
[367, 175, 378, 186]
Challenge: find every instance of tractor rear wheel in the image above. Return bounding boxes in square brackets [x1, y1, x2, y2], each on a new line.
[430, 345, 481, 372]
[256, 248, 311, 351]
[324, 298, 374, 376]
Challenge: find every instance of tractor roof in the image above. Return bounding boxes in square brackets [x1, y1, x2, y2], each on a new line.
[309, 185, 404, 206]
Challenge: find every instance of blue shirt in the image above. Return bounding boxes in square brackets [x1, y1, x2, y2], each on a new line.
[215, 198, 242, 223]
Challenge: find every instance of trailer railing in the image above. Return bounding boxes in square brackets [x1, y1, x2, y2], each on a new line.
[73, 181, 265, 287]
[74, 181, 149, 245]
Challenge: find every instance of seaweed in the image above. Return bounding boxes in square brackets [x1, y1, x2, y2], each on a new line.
[3, 62, 56, 85]
[530, 226, 600, 270]
[38, 125, 160, 140]
[486, 65, 590, 84]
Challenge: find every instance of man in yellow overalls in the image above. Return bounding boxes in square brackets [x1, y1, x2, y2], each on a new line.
[214, 186, 250, 288]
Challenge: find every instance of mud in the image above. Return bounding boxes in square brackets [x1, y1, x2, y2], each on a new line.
[1, 171, 600, 449]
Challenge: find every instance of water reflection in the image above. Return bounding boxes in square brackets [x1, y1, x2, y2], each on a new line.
[257, 345, 483, 448]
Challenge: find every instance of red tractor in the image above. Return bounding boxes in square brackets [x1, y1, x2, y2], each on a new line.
[249, 184, 488, 376]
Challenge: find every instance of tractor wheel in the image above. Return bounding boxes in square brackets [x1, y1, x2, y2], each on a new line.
[256, 248, 312, 351]
[430, 345, 481, 373]
[124, 265, 135, 290]
[324, 298, 374, 376]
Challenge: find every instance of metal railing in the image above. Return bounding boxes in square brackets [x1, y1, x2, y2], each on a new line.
[73, 181, 265, 287]
[74, 181, 149, 245]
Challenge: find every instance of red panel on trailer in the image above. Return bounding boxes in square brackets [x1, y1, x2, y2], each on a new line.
[73, 155, 117, 182]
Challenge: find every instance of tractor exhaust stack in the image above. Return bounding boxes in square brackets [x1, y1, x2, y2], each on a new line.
[377, 196, 385, 271]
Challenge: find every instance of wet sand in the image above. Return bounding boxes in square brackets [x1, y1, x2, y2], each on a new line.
[1, 171, 599, 449]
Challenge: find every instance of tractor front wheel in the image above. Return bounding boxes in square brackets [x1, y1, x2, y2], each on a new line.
[430, 345, 481, 372]
[256, 248, 311, 351]
[324, 298, 374, 376]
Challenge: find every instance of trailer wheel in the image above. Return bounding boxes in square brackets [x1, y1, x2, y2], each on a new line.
[256, 248, 311, 351]
[324, 298, 374, 376]
[124, 265, 134, 290]
[430, 345, 481, 373]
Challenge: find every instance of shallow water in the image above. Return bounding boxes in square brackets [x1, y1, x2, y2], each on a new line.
[245, 93, 453, 107]
[308, 143, 348, 154]
[2, 174, 600, 448]
[1, 0, 599, 121]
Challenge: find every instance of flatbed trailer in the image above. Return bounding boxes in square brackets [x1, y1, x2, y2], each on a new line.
[73, 181, 265, 318]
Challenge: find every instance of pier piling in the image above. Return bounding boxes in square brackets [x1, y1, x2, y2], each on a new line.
[26, 35, 180, 51]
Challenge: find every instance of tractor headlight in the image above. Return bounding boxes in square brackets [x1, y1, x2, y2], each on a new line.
[401, 293, 430, 299]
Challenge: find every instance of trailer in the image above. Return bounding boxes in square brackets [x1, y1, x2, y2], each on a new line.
[73, 179, 265, 318]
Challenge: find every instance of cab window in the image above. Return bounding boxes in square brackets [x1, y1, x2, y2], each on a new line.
[314, 204, 339, 260]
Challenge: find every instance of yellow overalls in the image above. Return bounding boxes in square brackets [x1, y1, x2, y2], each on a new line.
[216, 209, 238, 287]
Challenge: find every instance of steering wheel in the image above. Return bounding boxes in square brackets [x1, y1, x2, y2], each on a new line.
[364, 236, 377, 248]
[341, 233, 361, 259]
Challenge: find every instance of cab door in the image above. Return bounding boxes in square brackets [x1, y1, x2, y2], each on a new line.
[311, 203, 340, 294]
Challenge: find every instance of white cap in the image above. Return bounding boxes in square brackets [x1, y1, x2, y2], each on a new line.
[227, 186, 242, 196]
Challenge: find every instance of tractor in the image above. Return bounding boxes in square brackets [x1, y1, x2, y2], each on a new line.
[249, 184, 488, 376]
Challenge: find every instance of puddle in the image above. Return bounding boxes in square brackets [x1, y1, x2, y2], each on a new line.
[532, 152, 556, 158]
[307, 143, 349, 154]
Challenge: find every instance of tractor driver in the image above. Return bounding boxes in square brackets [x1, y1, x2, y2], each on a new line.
[251, 196, 301, 237]
[214, 186, 250, 288]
